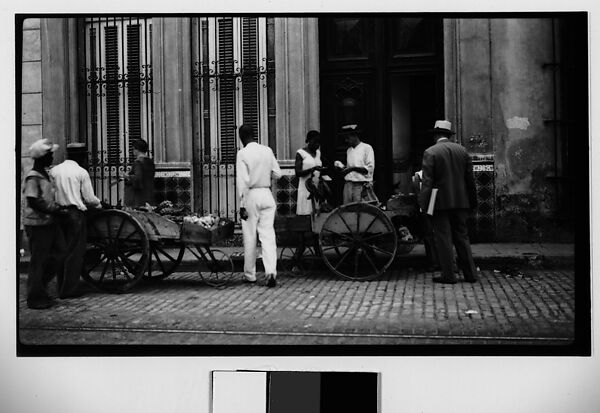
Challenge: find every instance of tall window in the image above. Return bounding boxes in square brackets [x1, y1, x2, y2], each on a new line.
[191, 17, 276, 219]
[192, 17, 275, 164]
[80, 17, 153, 205]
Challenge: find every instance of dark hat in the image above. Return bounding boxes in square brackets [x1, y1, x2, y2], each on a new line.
[338, 124, 362, 136]
[429, 120, 456, 135]
[66, 142, 87, 152]
[132, 139, 149, 153]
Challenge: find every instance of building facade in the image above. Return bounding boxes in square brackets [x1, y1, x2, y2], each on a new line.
[19, 15, 586, 242]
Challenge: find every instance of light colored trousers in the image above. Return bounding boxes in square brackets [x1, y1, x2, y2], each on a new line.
[343, 181, 378, 204]
[343, 181, 363, 204]
[242, 188, 278, 281]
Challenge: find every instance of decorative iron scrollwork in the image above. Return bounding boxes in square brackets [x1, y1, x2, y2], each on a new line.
[191, 59, 272, 93]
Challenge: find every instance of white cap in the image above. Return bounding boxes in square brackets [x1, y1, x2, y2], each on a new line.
[29, 138, 59, 159]
[432, 120, 455, 135]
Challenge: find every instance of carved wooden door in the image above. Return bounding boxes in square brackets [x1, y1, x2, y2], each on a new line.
[319, 17, 444, 202]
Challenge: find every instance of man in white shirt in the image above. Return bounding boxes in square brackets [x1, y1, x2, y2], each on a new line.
[236, 125, 282, 287]
[338, 125, 377, 204]
[50, 143, 101, 298]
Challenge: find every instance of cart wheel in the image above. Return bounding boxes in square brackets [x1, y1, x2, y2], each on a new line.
[318, 203, 397, 281]
[200, 248, 235, 286]
[83, 209, 149, 293]
[146, 241, 185, 279]
[279, 245, 316, 275]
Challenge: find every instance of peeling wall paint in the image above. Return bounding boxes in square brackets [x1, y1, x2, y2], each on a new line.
[505, 116, 530, 130]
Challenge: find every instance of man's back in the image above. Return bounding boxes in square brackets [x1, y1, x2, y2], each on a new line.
[235, 135, 282, 286]
[237, 142, 282, 189]
[421, 140, 476, 210]
[51, 160, 100, 210]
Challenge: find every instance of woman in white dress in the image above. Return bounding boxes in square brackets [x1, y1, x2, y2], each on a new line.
[295, 130, 323, 215]
[289, 131, 323, 272]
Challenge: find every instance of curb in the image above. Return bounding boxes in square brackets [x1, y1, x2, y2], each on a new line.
[20, 254, 572, 274]
[172, 254, 574, 272]
[18, 241, 574, 273]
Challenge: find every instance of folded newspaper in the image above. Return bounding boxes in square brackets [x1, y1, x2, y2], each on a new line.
[426, 188, 438, 215]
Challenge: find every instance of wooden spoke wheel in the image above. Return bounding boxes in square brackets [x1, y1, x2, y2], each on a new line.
[198, 248, 235, 286]
[318, 203, 397, 281]
[146, 240, 185, 279]
[82, 209, 149, 293]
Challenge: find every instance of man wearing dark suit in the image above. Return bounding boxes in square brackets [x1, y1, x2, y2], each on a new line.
[418, 120, 479, 284]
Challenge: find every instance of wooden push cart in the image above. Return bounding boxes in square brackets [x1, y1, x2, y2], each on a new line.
[275, 195, 419, 281]
[82, 209, 235, 293]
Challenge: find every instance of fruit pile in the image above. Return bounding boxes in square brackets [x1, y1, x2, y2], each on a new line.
[183, 213, 220, 229]
[155, 200, 175, 215]
[155, 200, 188, 223]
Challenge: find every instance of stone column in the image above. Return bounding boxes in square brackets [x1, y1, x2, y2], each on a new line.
[275, 18, 320, 162]
[454, 19, 494, 154]
[21, 18, 43, 170]
[443, 18, 461, 141]
[152, 17, 193, 167]
[40, 17, 79, 163]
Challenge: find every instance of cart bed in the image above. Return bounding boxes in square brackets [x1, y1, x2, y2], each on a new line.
[180, 220, 235, 245]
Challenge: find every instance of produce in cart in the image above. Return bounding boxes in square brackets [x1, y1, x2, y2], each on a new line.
[82, 208, 237, 293]
[180, 213, 235, 245]
[135, 202, 156, 212]
[183, 213, 220, 228]
[154, 200, 188, 223]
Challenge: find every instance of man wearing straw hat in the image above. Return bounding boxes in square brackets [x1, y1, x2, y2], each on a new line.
[418, 120, 479, 284]
[22, 139, 66, 309]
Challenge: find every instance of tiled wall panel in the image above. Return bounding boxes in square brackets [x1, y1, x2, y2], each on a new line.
[154, 170, 192, 210]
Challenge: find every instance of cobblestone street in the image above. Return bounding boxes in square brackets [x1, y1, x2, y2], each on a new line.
[18, 265, 575, 346]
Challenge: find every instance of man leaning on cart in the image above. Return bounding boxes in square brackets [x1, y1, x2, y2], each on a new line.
[51, 142, 102, 299]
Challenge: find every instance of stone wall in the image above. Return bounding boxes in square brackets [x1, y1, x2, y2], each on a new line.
[490, 19, 568, 241]
[20, 19, 43, 235]
[21, 18, 42, 188]
[449, 18, 574, 241]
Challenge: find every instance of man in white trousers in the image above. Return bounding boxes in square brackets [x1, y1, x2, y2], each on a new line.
[236, 125, 282, 287]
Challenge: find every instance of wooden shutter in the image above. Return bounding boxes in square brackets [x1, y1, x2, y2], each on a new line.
[88, 26, 99, 158]
[104, 25, 120, 165]
[126, 23, 142, 160]
[266, 17, 276, 150]
[217, 18, 236, 164]
[242, 18, 259, 135]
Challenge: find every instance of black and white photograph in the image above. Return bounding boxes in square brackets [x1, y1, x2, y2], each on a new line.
[2, 1, 599, 412]
[14, 13, 589, 353]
